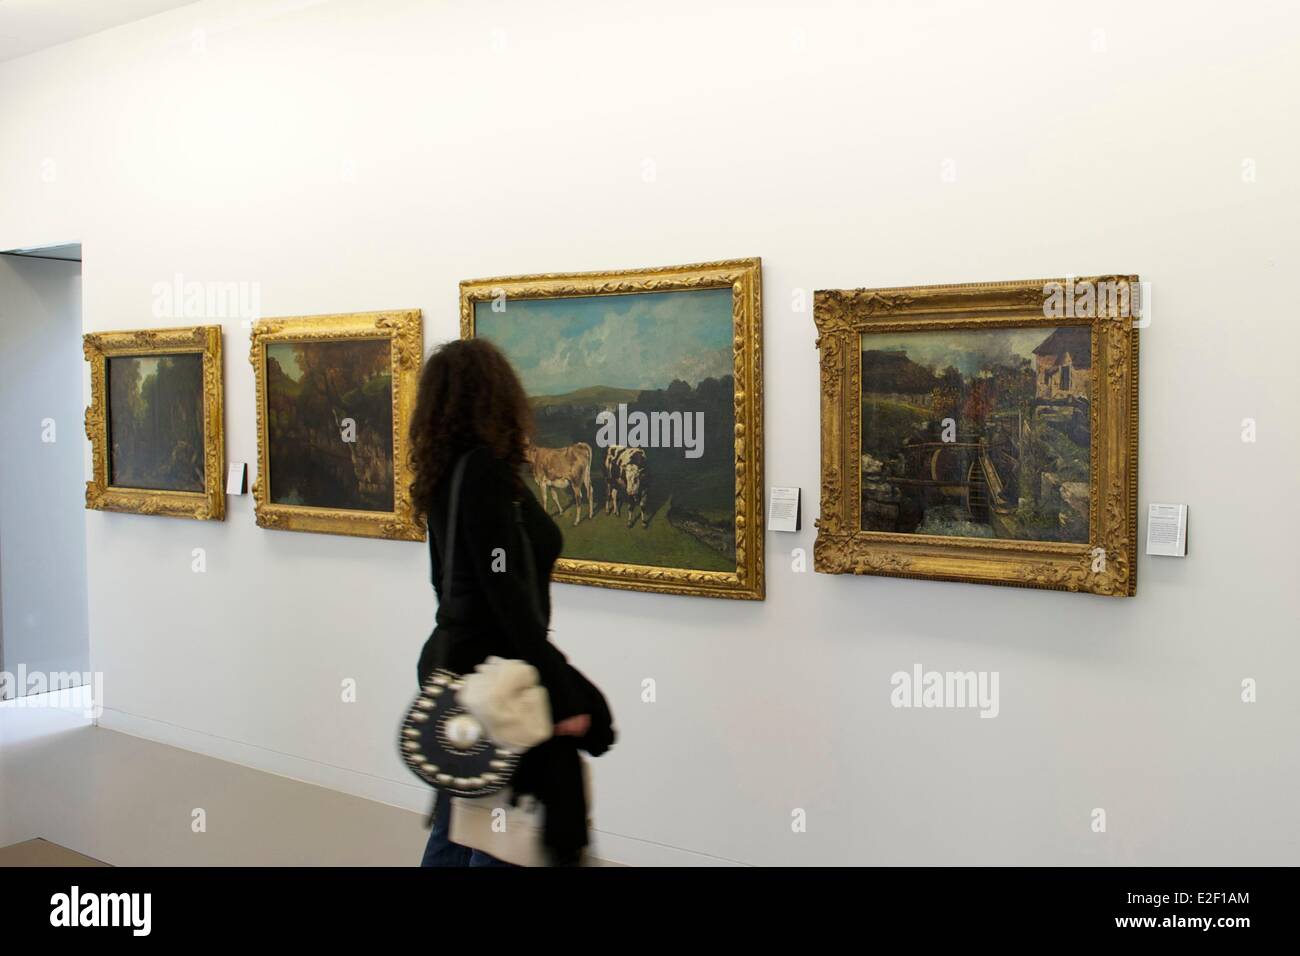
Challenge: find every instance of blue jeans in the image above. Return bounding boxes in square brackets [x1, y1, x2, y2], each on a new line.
[420, 789, 515, 867]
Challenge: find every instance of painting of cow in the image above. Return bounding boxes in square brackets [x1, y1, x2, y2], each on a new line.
[603, 445, 650, 528]
[525, 440, 594, 526]
[472, 279, 747, 588]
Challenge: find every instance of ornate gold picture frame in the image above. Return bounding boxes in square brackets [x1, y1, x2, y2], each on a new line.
[814, 276, 1138, 596]
[83, 325, 225, 521]
[249, 309, 424, 541]
[461, 258, 764, 599]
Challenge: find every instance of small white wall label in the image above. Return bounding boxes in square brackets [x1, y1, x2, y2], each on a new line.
[1145, 503, 1187, 557]
[226, 462, 247, 495]
[768, 486, 801, 533]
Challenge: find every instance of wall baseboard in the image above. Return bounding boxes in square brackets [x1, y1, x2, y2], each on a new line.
[588, 830, 747, 867]
[96, 708, 732, 867]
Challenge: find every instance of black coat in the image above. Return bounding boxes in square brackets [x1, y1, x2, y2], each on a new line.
[511, 665, 615, 863]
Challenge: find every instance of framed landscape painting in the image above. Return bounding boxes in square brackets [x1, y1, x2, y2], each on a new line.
[83, 325, 224, 520]
[249, 309, 424, 540]
[814, 276, 1138, 596]
[461, 258, 764, 599]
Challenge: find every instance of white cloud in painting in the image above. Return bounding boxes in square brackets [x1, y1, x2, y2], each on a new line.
[479, 289, 733, 395]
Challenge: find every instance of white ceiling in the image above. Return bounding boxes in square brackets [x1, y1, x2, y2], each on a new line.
[0, 0, 198, 64]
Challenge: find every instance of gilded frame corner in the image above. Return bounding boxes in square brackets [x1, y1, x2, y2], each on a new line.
[249, 309, 425, 541]
[83, 325, 226, 521]
[813, 276, 1139, 597]
[460, 258, 765, 600]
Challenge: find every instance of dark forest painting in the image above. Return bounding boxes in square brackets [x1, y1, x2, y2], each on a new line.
[107, 354, 204, 492]
[859, 327, 1092, 543]
[264, 339, 394, 512]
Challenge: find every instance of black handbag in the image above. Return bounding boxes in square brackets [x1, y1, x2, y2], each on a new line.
[398, 452, 545, 799]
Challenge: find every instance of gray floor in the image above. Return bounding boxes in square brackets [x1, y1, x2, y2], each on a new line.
[0, 838, 109, 866]
[0, 696, 447, 866]
[0, 695, 619, 866]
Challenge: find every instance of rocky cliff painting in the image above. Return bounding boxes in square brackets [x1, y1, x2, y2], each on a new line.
[264, 339, 394, 512]
[107, 354, 205, 492]
[858, 326, 1091, 542]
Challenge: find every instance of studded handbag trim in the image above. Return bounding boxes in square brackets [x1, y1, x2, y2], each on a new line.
[400, 668, 522, 798]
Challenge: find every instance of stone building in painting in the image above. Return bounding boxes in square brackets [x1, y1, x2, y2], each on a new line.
[1032, 328, 1091, 401]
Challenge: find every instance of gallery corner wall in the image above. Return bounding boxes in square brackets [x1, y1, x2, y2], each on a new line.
[0, 0, 1297, 865]
[0, 255, 89, 690]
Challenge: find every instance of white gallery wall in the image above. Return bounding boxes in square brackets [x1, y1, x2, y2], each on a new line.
[1, 0, 1297, 865]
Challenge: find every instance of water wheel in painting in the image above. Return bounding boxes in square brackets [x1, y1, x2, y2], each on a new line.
[966, 458, 990, 523]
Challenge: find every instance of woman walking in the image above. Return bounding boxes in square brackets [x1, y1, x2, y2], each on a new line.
[408, 338, 614, 866]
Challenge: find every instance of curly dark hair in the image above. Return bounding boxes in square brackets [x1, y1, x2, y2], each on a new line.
[408, 338, 533, 516]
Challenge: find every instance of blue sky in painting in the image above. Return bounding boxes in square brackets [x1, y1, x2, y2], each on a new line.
[266, 343, 304, 382]
[476, 288, 733, 396]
